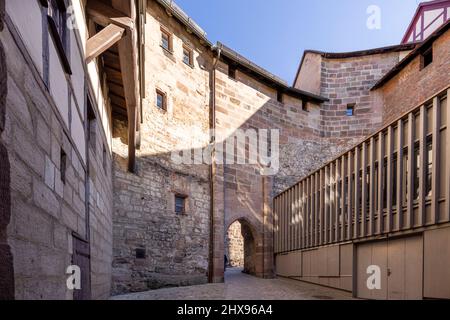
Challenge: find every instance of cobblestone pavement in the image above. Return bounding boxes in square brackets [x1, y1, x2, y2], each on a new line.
[111, 268, 354, 300]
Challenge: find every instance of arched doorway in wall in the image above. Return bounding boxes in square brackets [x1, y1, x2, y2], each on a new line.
[225, 219, 256, 276]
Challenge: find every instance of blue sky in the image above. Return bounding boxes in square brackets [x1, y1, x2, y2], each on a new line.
[174, 0, 424, 84]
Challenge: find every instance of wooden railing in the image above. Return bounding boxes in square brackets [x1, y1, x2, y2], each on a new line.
[274, 87, 449, 254]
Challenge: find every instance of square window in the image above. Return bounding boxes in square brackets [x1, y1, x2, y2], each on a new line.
[135, 248, 146, 259]
[156, 90, 166, 110]
[161, 28, 172, 52]
[49, 0, 67, 49]
[175, 195, 187, 215]
[347, 104, 355, 116]
[183, 46, 193, 66]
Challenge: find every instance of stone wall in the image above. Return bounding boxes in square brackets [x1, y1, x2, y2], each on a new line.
[378, 31, 450, 125]
[226, 221, 244, 267]
[319, 52, 406, 138]
[1, 8, 113, 299]
[0, 0, 15, 299]
[111, 0, 213, 294]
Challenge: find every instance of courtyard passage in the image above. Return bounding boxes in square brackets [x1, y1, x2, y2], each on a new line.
[112, 268, 354, 300]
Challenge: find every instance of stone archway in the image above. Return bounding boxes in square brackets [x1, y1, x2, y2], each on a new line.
[0, 1, 15, 300]
[225, 219, 257, 277]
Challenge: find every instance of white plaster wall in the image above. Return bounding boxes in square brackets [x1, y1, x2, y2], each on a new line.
[6, 0, 43, 75]
[48, 38, 69, 127]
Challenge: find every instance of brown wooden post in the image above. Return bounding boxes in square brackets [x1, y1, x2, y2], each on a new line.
[361, 143, 367, 237]
[377, 132, 384, 234]
[386, 126, 394, 232]
[347, 153, 352, 240]
[431, 97, 440, 224]
[407, 113, 414, 228]
[354, 148, 360, 238]
[341, 155, 346, 241]
[397, 120, 404, 230]
[418, 105, 427, 226]
[0, 10, 15, 298]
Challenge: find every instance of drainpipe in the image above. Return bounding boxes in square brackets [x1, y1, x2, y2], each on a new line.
[208, 46, 221, 283]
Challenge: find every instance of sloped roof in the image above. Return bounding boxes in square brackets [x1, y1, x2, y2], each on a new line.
[292, 44, 416, 87]
[372, 19, 450, 90]
[401, 0, 450, 44]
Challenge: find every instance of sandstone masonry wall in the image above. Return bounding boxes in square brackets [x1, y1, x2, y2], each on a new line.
[319, 52, 404, 138]
[1, 9, 113, 299]
[378, 31, 450, 125]
[111, 1, 213, 294]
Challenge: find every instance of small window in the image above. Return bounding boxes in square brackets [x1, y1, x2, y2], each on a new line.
[346, 104, 355, 116]
[135, 248, 146, 259]
[228, 65, 236, 79]
[103, 144, 107, 172]
[302, 100, 308, 112]
[60, 148, 67, 184]
[87, 96, 96, 151]
[161, 28, 172, 52]
[49, 0, 67, 49]
[156, 89, 167, 110]
[277, 90, 283, 103]
[183, 46, 193, 66]
[421, 47, 433, 69]
[175, 195, 187, 215]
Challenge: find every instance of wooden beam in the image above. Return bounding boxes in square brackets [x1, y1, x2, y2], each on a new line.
[87, 0, 134, 31]
[354, 148, 360, 239]
[386, 126, 394, 232]
[86, 24, 125, 63]
[446, 89, 450, 222]
[369, 138, 375, 236]
[361, 143, 367, 237]
[111, 0, 140, 173]
[377, 132, 384, 234]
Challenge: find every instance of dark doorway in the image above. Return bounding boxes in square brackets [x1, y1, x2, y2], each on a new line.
[225, 219, 256, 277]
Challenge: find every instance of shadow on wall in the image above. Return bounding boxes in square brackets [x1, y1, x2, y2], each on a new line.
[109, 68, 362, 293]
[0, 0, 15, 299]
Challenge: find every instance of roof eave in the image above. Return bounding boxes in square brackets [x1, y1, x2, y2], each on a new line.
[372, 20, 450, 91]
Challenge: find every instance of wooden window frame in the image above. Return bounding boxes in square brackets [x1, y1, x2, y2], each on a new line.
[182, 45, 194, 67]
[47, 0, 71, 74]
[155, 89, 167, 111]
[160, 26, 173, 53]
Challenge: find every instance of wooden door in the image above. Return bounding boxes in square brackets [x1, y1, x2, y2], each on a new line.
[72, 236, 91, 300]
